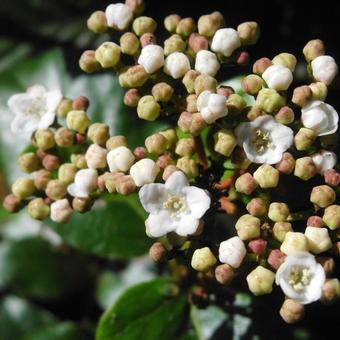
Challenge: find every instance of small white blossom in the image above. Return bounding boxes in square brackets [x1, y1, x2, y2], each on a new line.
[164, 52, 191, 79]
[235, 115, 293, 164]
[211, 28, 241, 57]
[195, 50, 220, 77]
[276, 252, 326, 304]
[219, 236, 246, 268]
[262, 65, 293, 91]
[311, 55, 338, 85]
[139, 171, 211, 237]
[107, 146, 135, 172]
[301, 100, 338, 136]
[8, 84, 62, 136]
[130, 158, 160, 187]
[67, 169, 98, 198]
[138, 45, 164, 74]
[50, 199, 72, 223]
[105, 3, 133, 30]
[85, 144, 107, 169]
[311, 150, 337, 175]
[197, 90, 228, 124]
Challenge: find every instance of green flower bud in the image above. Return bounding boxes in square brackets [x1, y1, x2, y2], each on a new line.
[194, 74, 217, 95]
[241, 74, 263, 95]
[256, 88, 285, 113]
[280, 299, 304, 324]
[237, 21, 260, 46]
[253, 164, 279, 188]
[246, 266, 275, 296]
[273, 222, 293, 242]
[294, 157, 316, 180]
[292, 85, 313, 107]
[106, 135, 127, 150]
[310, 185, 336, 208]
[176, 17, 196, 37]
[57, 98, 73, 118]
[66, 110, 91, 133]
[79, 50, 100, 73]
[72, 197, 93, 213]
[45, 179, 67, 200]
[58, 163, 77, 184]
[34, 169, 52, 191]
[246, 106, 263, 121]
[54, 127, 74, 148]
[164, 14, 181, 33]
[321, 279, 340, 304]
[133, 16, 157, 36]
[87, 10, 108, 34]
[246, 197, 268, 217]
[303, 39, 325, 62]
[34, 129, 55, 151]
[198, 12, 223, 37]
[95, 42, 121, 68]
[3, 194, 22, 213]
[268, 202, 290, 222]
[27, 198, 50, 220]
[119, 65, 148, 88]
[280, 232, 308, 255]
[323, 205, 340, 230]
[71, 154, 87, 169]
[176, 156, 198, 178]
[137, 95, 160, 121]
[309, 82, 328, 101]
[12, 177, 35, 200]
[175, 138, 195, 157]
[226, 94, 246, 115]
[274, 106, 294, 124]
[160, 129, 177, 149]
[17, 152, 40, 173]
[87, 123, 110, 145]
[294, 128, 316, 151]
[191, 247, 217, 272]
[152, 82, 174, 102]
[235, 214, 261, 240]
[145, 133, 168, 155]
[164, 34, 186, 56]
[183, 70, 200, 94]
[186, 94, 198, 112]
[272, 53, 297, 71]
[120, 32, 140, 55]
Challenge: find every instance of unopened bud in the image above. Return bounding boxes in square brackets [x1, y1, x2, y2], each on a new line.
[248, 238, 267, 254]
[79, 50, 100, 73]
[292, 85, 312, 107]
[324, 169, 340, 187]
[149, 242, 167, 262]
[162, 165, 179, 181]
[54, 128, 74, 148]
[235, 173, 258, 195]
[215, 264, 234, 284]
[305, 226, 332, 254]
[280, 232, 308, 255]
[246, 266, 275, 296]
[246, 197, 267, 217]
[275, 152, 295, 174]
[186, 94, 198, 112]
[194, 74, 217, 95]
[255, 88, 285, 113]
[294, 157, 316, 180]
[188, 33, 209, 53]
[46, 179, 67, 200]
[309, 82, 328, 101]
[191, 247, 217, 272]
[178, 112, 207, 136]
[303, 39, 325, 62]
[71, 153, 87, 169]
[87, 11, 108, 34]
[34, 129, 55, 151]
[235, 214, 261, 240]
[3, 194, 22, 213]
[119, 65, 149, 88]
[237, 51, 250, 65]
[273, 222, 293, 243]
[107, 146, 135, 172]
[275, 106, 294, 124]
[272, 53, 297, 71]
[183, 70, 199, 94]
[195, 50, 220, 77]
[28, 198, 50, 220]
[123, 89, 140, 107]
[323, 205, 340, 230]
[268, 202, 290, 222]
[140, 33, 157, 47]
[164, 52, 190, 79]
[176, 156, 198, 178]
[175, 138, 195, 157]
[85, 144, 107, 169]
[160, 128, 177, 149]
[318, 257, 335, 276]
[125, 0, 145, 15]
[310, 185, 336, 208]
[106, 135, 127, 150]
[321, 279, 340, 304]
[42, 154, 60, 171]
[164, 14, 181, 33]
[137, 95, 160, 121]
[72, 197, 93, 213]
[241, 74, 263, 95]
[133, 16, 157, 36]
[280, 299, 304, 324]
[130, 158, 160, 186]
[237, 21, 260, 45]
[217, 86, 234, 98]
[87, 123, 110, 145]
[246, 106, 263, 121]
[57, 98, 73, 118]
[120, 32, 140, 55]
[156, 153, 173, 169]
[145, 133, 168, 155]
[152, 82, 174, 102]
[267, 249, 286, 270]
[58, 163, 77, 184]
[72, 96, 89, 110]
[253, 164, 279, 188]
[34, 170, 52, 191]
[12, 177, 35, 200]
[116, 175, 136, 195]
[67, 110, 91, 133]
[253, 57, 272, 75]
[198, 12, 223, 37]
[307, 215, 324, 228]
[226, 94, 246, 115]
[176, 17, 196, 37]
[17, 153, 39, 173]
[50, 198, 72, 223]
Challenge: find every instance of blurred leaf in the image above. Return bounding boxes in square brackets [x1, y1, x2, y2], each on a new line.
[96, 279, 188, 340]
[47, 195, 152, 258]
[0, 295, 56, 340]
[0, 237, 88, 299]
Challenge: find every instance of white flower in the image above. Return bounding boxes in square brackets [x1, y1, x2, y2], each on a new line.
[195, 50, 220, 77]
[139, 171, 211, 237]
[67, 169, 98, 198]
[311, 150, 337, 175]
[219, 236, 246, 268]
[138, 45, 164, 74]
[262, 65, 293, 91]
[50, 199, 72, 223]
[197, 90, 228, 124]
[107, 146, 135, 172]
[301, 100, 338, 136]
[130, 158, 160, 187]
[164, 52, 191, 79]
[85, 144, 107, 169]
[211, 28, 241, 57]
[311, 55, 338, 85]
[275, 252, 326, 304]
[235, 115, 293, 164]
[8, 84, 62, 136]
[105, 3, 133, 30]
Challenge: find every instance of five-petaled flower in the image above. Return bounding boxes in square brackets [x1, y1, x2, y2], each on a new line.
[139, 171, 211, 237]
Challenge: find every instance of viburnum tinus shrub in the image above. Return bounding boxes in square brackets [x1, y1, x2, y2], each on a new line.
[3, 0, 340, 334]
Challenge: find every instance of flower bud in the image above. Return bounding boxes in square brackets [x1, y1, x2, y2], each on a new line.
[162, 165, 179, 182]
[156, 153, 173, 169]
[280, 299, 304, 324]
[237, 21, 259, 45]
[195, 50, 220, 77]
[58, 163, 77, 185]
[66, 110, 91, 134]
[235, 173, 258, 195]
[211, 28, 241, 57]
[137, 95, 160, 121]
[311, 55, 338, 85]
[213, 129, 236, 157]
[87, 11, 108, 34]
[246, 197, 267, 217]
[116, 175, 136, 195]
[175, 138, 195, 157]
[149, 242, 167, 262]
[183, 70, 199, 93]
[119, 65, 148, 88]
[17, 152, 40, 173]
[57, 98, 73, 118]
[159, 129, 177, 150]
[253, 164, 279, 188]
[85, 144, 107, 169]
[267, 249, 286, 270]
[105, 3, 133, 30]
[255, 88, 285, 113]
[34, 170, 52, 191]
[252, 57, 272, 75]
[79, 50, 100, 73]
[12, 177, 35, 200]
[164, 14, 181, 33]
[321, 279, 340, 304]
[71, 153, 87, 169]
[303, 39, 325, 62]
[34, 129, 55, 151]
[152, 82, 174, 102]
[72, 197, 93, 213]
[294, 157, 316, 180]
[275, 106, 294, 125]
[262, 65, 293, 91]
[246, 106, 263, 121]
[318, 256, 335, 276]
[310, 185, 336, 208]
[312, 150, 337, 175]
[125, 0, 144, 15]
[198, 12, 223, 37]
[46, 179, 67, 200]
[145, 133, 168, 155]
[177, 112, 207, 136]
[322, 205, 340, 230]
[138, 44, 164, 74]
[140, 33, 157, 48]
[235, 214, 261, 240]
[124, 89, 140, 107]
[275, 152, 295, 174]
[72, 96, 89, 110]
[272, 53, 297, 71]
[226, 94, 246, 115]
[292, 85, 313, 107]
[241, 74, 263, 95]
[246, 266, 275, 296]
[273, 222, 293, 243]
[107, 146, 135, 172]
[217, 86, 234, 98]
[191, 247, 217, 272]
[176, 17, 196, 37]
[176, 156, 198, 178]
[219, 236, 246, 268]
[268, 202, 290, 222]
[3, 194, 22, 213]
[130, 158, 159, 186]
[42, 154, 59, 171]
[106, 136, 127, 150]
[75, 133, 88, 145]
[28, 198, 50, 220]
[164, 52, 191, 79]
[54, 128, 74, 148]
[104, 172, 124, 193]
[215, 264, 234, 285]
[186, 94, 198, 112]
[133, 16, 156, 36]
[120, 32, 140, 55]
[50, 199, 72, 223]
[188, 33, 208, 53]
[305, 226, 332, 254]
[309, 82, 328, 101]
[307, 215, 324, 228]
[280, 232, 308, 255]
[248, 238, 267, 255]
[194, 74, 217, 95]
[87, 123, 109, 145]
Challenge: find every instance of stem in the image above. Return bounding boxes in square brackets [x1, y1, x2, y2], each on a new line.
[194, 135, 208, 170]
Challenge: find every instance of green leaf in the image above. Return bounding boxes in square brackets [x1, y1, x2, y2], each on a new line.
[46, 194, 152, 258]
[0, 295, 56, 340]
[96, 279, 188, 340]
[0, 237, 88, 299]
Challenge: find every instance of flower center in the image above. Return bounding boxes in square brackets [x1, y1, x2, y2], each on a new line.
[252, 129, 272, 155]
[163, 195, 186, 216]
[288, 266, 311, 292]
[26, 96, 47, 118]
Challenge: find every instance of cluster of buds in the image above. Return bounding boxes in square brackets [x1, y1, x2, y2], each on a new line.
[4, 0, 340, 324]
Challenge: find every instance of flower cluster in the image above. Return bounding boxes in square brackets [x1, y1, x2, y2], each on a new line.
[3, 0, 340, 324]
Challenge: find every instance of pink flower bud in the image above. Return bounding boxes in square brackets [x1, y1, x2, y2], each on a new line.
[133, 146, 147, 159]
[253, 57, 272, 75]
[188, 33, 209, 53]
[307, 215, 324, 228]
[140, 33, 157, 47]
[248, 238, 267, 254]
[235, 172, 258, 195]
[42, 154, 60, 171]
[217, 86, 234, 98]
[72, 96, 90, 110]
[124, 89, 140, 107]
[157, 153, 173, 169]
[215, 264, 234, 285]
[149, 242, 167, 262]
[246, 197, 267, 217]
[324, 169, 340, 187]
[236, 51, 249, 66]
[75, 133, 87, 145]
[3, 194, 22, 213]
[267, 249, 286, 270]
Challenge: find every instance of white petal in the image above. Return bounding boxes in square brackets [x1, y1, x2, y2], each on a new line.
[138, 183, 168, 213]
[8, 93, 33, 115]
[183, 186, 211, 218]
[11, 114, 38, 135]
[67, 183, 89, 198]
[38, 111, 55, 129]
[174, 216, 199, 236]
[45, 89, 63, 112]
[147, 210, 174, 237]
[196, 90, 211, 111]
[27, 84, 46, 96]
[165, 171, 189, 194]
